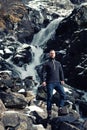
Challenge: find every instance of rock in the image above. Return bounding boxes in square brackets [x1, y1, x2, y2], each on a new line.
[0, 72, 11, 80]
[25, 91, 35, 103]
[0, 100, 6, 118]
[58, 106, 69, 116]
[2, 111, 33, 130]
[24, 76, 35, 90]
[0, 0, 34, 43]
[76, 100, 87, 116]
[0, 91, 27, 108]
[51, 109, 80, 127]
[12, 46, 32, 66]
[36, 86, 47, 101]
[51, 116, 80, 130]
[0, 121, 4, 130]
[70, 0, 85, 4]
[83, 120, 87, 130]
[33, 124, 46, 130]
[17, 18, 34, 43]
[59, 122, 80, 130]
[0, 60, 19, 78]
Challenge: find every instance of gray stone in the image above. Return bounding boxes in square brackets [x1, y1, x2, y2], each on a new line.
[0, 91, 27, 109]
[0, 121, 4, 130]
[2, 112, 33, 130]
[83, 120, 87, 130]
[0, 99, 6, 118]
[60, 122, 80, 130]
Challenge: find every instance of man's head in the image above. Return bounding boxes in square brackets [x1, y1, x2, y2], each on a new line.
[49, 50, 56, 59]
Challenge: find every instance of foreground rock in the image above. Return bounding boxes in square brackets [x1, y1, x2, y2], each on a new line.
[0, 99, 6, 118]
[0, 78, 87, 130]
[1, 111, 33, 130]
[0, 91, 27, 108]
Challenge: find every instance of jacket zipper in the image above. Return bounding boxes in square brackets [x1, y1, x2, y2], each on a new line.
[52, 60, 55, 70]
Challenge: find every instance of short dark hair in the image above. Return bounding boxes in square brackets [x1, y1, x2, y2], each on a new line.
[49, 50, 55, 53]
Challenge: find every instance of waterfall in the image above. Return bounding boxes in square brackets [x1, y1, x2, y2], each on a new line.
[27, 17, 64, 81]
[6, 17, 64, 83]
[32, 17, 64, 47]
[21, 45, 43, 80]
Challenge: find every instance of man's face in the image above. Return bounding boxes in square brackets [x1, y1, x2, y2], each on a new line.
[49, 50, 56, 59]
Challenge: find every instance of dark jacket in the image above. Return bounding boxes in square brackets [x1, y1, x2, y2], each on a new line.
[42, 58, 64, 83]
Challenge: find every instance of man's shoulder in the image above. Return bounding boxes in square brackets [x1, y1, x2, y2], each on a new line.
[43, 60, 49, 65]
[55, 60, 61, 64]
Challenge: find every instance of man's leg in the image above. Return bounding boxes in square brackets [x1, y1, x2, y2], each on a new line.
[55, 82, 66, 107]
[47, 83, 54, 118]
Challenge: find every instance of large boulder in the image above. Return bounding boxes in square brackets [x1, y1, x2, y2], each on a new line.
[59, 122, 80, 130]
[51, 110, 80, 130]
[0, 91, 27, 108]
[2, 111, 33, 130]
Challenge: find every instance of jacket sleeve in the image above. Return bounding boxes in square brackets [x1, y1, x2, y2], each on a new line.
[42, 63, 47, 82]
[59, 63, 64, 81]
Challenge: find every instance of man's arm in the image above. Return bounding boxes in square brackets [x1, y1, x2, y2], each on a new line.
[59, 63, 65, 85]
[42, 63, 47, 86]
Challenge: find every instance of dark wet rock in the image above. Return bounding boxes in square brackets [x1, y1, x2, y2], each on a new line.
[36, 86, 47, 101]
[70, 0, 85, 4]
[51, 110, 80, 130]
[0, 60, 19, 77]
[0, 91, 27, 108]
[17, 18, 34, 43]
[76, 100, 87, 117]
[83, 120, 87, 130]
[54, 121, 80, 130]
[56, 109, 80, 123]
[12, 45, 33, 66]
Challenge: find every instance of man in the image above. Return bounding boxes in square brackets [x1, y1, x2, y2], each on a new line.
[42, 50, 66, 119]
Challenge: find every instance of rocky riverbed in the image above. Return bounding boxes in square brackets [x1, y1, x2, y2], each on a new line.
[0, 72, 87, 130]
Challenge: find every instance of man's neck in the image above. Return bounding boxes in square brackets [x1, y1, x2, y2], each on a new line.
[49, 58, 55, 60]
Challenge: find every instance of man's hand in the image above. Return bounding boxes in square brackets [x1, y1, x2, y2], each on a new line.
[42, 82, 46, 87]
[61, 81, 65, 85]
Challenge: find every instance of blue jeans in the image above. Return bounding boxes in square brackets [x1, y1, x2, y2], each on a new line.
[47, 82, 66, 111]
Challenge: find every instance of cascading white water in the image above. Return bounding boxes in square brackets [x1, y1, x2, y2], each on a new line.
[32, 17, 64, 47]
[21, 45, 43, 80]
[7, 0, 74, 82]
[6, 17, 63, 83]
[8, 17, 64, 81]
[25, 17, 64, 80]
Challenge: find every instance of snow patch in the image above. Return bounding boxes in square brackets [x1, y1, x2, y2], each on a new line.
[26, 105, 44, 113]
